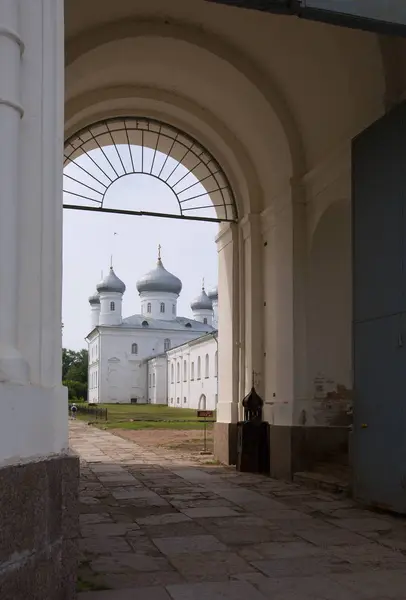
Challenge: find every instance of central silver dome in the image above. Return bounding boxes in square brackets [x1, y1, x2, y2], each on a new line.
[137, 258, 182, 295]
[96, 267, 126, 294]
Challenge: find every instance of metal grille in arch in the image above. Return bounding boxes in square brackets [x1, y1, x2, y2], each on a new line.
[63, 118, 237, 223]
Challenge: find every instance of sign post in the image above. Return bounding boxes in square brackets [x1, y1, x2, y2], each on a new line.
[197, 410, 214, 454]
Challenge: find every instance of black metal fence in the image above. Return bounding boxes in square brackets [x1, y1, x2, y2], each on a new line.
[69, 403, 108, 421]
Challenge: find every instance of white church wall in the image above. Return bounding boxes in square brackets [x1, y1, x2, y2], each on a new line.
[167, 335, 218, 411]
[91, 326, 208, 404]
[147, 355, 168, 404]
[87, 333, 99, 403]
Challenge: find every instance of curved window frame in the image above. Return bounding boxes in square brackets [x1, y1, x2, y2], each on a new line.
[64, 117, 238, 224]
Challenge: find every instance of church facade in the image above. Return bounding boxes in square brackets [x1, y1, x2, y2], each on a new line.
[86, 250, 218, 406]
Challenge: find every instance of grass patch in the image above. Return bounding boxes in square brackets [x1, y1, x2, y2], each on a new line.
[96, 403, 206, 421]
[77, 403, 216, 431]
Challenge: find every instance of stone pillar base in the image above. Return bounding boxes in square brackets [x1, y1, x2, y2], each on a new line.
[0, 454, 79, 600]
[214, 422, 238, 465]
[269, 425, 349, 480]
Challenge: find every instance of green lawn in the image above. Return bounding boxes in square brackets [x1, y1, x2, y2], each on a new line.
[75, 403, 215, 430]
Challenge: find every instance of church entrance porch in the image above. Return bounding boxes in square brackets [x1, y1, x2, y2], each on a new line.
[72, 420, 406, 600]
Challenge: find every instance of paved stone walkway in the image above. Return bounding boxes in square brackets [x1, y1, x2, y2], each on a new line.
[71, 421, 406, 599]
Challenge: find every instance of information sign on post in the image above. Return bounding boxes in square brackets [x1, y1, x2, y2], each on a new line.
[197, 410, 214, 454]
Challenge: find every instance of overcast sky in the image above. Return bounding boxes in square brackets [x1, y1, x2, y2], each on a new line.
[62, 157, 219, 351]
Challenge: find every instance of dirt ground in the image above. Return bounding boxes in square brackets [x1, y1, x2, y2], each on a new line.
[110, 428, 215, 462]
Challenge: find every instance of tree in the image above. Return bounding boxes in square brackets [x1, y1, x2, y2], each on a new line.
[62, 348, 88, 382]
[62, 348, 88, 401]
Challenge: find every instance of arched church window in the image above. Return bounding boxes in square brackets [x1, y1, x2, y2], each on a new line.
[183, 360, 187, 381]
[214, 351, 218, 377]
[131, 343, 138, 355]
[160, 302, 165, 313]
[172, 304, 175, 315]
[185, 323, 192, 328]
[197, 356, 201, 380]
[177, 363, 180, 383]
[110, 301, 115, 311]
[171, 364, 174, 384]
[191, 362, 195, 380]
[147, 303, 151, 313]
[203, 317, 208, 325]
[205, 354, 209, 378]
[142, 320, 149, 327]
[153, 373, 156, 387]
[164, 338, 171, 351]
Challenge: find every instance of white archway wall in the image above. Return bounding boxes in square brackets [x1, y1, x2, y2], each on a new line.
[64, 35, 294, 212]
[308, 201, 352, 426]
[65, 5, 388, 177]
[304, 173, 352, 427]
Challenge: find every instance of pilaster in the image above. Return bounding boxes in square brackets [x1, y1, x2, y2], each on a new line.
[239, 213, 264, 398]
[260, 178, 308, 426]
[215, 222, 239, 424]
[0, 0, 29, 383]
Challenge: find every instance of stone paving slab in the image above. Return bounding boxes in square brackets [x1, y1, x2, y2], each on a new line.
[70, 421, 406, 600]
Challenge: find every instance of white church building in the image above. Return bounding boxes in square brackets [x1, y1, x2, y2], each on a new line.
[86, 249, 218, 409]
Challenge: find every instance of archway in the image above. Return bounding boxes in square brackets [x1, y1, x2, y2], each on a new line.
[63, 114, 233, 434]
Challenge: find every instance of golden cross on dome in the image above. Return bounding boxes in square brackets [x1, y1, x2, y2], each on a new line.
[202, 277, 205, 290]
[158, 244, 162, 260]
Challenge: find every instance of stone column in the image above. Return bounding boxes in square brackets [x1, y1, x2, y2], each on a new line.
[0, 0, 29, 384]
[214, 222, 240, 464]
[0, 2, 79, 598]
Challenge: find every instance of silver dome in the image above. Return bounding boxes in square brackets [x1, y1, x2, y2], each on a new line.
[207, 286, 218, 302]
[137, 258, 182, 295]
[191, 287, 213, 312]
[88, 290, 100, 305]
[96, 267, 126, 294]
